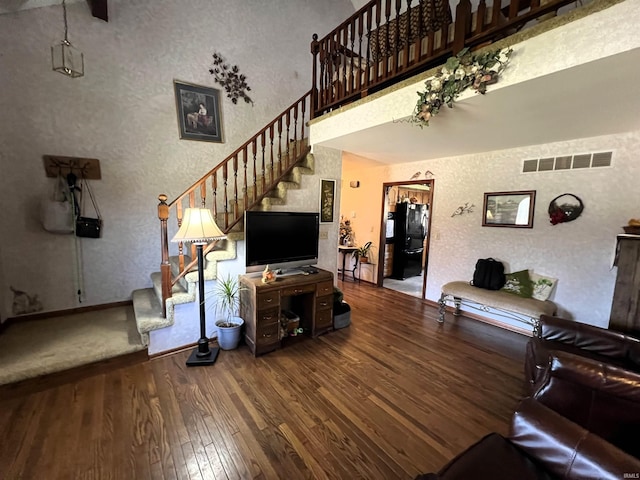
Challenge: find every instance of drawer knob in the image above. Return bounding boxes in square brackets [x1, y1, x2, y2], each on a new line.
[263, 333, 272, 338]
[265, 298, 273, 303]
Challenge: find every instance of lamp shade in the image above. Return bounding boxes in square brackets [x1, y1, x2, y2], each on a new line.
[171, 208, 226, 244]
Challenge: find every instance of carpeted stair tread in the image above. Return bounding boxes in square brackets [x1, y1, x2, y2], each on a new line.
[132, 288, 173, 337]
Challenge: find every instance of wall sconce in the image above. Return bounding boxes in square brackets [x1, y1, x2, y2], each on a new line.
[349, 181, 360, 188]
[51, 0, 84, 78]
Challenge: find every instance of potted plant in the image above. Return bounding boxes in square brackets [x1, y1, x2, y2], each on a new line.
[353, 241, 373, 263]
[213, 274, 246, 350]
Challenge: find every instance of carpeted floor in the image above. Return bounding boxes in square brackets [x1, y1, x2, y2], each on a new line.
[0, 306, 146, 386]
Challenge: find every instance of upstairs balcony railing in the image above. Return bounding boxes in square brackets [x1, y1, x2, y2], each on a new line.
[311, 0, 582, 118]
[157, 92, 311, 314]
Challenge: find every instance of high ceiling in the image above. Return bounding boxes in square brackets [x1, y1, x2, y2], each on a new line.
[316, 46, 640, 165]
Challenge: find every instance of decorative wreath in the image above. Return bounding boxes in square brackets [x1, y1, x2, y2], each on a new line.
[548, 194, 584, 225]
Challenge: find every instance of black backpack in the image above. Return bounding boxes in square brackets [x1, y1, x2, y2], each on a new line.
[471, 258, 506, 290]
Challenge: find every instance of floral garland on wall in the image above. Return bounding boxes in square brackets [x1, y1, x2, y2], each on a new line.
[412, 47, 513, 128]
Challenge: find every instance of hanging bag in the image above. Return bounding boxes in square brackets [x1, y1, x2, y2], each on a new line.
[41, 173, 75, 234]
[76, 178, 102, 238]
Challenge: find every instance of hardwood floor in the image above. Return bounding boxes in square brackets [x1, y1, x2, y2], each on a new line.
[0, 281, 529, 480]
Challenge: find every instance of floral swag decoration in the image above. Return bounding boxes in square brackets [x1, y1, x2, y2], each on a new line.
[412, 46, 512, 127]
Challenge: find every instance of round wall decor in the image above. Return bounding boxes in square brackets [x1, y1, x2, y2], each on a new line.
[548, 193, 584, 225]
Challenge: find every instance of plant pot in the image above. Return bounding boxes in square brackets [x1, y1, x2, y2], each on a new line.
[360, 257, 369, 263]
[215, 316, 244, 350]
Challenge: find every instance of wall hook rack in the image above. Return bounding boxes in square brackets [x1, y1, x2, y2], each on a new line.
[43, 155, 101, 180]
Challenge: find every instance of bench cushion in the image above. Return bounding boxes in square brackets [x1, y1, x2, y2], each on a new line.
[442, 281, 556, 320]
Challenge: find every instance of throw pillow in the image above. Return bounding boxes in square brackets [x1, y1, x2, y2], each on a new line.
[530, 272, 557, 301]
[501, 270, 533, 298]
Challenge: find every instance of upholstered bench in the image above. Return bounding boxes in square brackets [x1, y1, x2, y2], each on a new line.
[438, 281, 557, 334]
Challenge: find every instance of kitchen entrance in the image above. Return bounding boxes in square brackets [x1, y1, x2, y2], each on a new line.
[376, 180, 433, 300]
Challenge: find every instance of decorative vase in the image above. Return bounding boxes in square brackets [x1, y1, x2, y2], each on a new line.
[215, 316, 244, 350]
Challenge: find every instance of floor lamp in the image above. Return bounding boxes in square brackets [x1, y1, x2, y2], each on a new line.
[171, 208, 227, 367]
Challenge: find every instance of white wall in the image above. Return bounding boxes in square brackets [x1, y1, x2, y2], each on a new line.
[0, 0, 355, 318]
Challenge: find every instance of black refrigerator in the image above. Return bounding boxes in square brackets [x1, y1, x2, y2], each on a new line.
[390, 203, 428, 280]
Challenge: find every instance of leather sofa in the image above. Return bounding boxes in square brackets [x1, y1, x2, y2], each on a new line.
[531, 350, 640, 459]
[524, 314, 640, 390]
[414, 397, 640, 480]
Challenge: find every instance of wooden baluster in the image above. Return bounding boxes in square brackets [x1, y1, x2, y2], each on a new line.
[392, 0, 401, 75]
[476, 0, 487, 34]
[261, 132, 266, 195]
[453, 0, 472, 55]
[232, 154, 239, 220]
[403, 0, 412, 70]
[311, 33, 319, 119]
[158, 194, 170, 317]
[211, 172, 218, 219]
[242, 146, 248, 214]
[277, 117, 283, 176]
[490, 0, 501, 28]
[223, 162, 229, 229]
[176, 202, 185, 275]
[269, 124, 275, 183]
[300, 96, 307, 141]
[292, 106, 299, 159]
[188, 192, 196, 261]
[383, 0, 391, 79]
[358, 14, 365, 88]
[251, 139, 258, 203]
[285, 110, 291, 167]
[374, 0, 381, 82]
[199, 182, 206, 208]
[508, 0, 519, 20]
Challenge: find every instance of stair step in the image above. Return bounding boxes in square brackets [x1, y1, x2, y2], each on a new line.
[151, 271, 193, 306]
[132, 288, 173, 346]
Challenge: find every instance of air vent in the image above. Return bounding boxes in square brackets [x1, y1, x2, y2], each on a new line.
[522, 151, 613, 173]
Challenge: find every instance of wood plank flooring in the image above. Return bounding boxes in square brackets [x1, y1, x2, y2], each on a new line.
[0, 281, 530, 479]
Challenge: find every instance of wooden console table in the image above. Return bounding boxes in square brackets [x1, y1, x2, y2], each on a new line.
[239, 269, 334, 356]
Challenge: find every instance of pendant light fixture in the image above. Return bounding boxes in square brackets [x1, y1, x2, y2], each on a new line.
[51, 0, 84, 78]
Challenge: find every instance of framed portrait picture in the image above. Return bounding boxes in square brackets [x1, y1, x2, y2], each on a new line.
[320, 179, 336, 223]
[482, 190, 536, 228]
[174, 80, 223, 143]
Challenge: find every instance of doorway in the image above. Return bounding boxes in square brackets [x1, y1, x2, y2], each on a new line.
[376, 180, 434, 300]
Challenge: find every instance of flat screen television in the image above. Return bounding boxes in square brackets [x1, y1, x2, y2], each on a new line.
[245, 211, 320, 273]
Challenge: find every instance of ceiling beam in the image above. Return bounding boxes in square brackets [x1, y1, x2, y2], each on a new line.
[87, 0, 107, 21]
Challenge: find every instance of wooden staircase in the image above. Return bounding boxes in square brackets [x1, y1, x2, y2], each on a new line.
[132, 92, 315, 352]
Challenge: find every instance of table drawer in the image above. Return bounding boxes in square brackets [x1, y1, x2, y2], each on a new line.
[256, 320, 280, 345]
[257, 307, 280, 324]
[282, 283, 315, 297]
[316, 295, 332, 312]
[316, 309, 333, 330]
[257, 291, 280, 310]
[316, 280, 334, 297]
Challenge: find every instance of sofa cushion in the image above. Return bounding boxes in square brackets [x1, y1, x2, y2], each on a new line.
[427, 433, 551, 480]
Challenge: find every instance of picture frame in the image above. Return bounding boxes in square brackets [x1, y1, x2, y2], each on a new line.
[174, 80, 223, 143]
[482, 190, 536, 228]
[320, 179, 336, 223]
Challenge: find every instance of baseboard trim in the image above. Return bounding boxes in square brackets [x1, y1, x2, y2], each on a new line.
[3, 300, 133, 327]
[149, 339, 220, 360]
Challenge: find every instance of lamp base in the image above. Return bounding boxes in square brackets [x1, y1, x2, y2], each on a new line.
[186, 345, 220, 367]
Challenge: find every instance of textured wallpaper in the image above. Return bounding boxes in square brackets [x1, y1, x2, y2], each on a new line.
[0, 0, 355, 317]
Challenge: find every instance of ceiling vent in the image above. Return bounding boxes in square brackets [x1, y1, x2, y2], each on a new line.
[522, 151, 612, 173]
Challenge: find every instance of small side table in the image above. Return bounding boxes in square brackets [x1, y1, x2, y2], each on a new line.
[338, 245, 358, 281]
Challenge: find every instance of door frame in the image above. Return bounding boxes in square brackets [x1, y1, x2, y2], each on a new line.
[376, 179, 434, 300]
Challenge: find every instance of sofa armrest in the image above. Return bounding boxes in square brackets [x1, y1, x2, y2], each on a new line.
[509, 398, 640, 480]
[539, 314, 640, 360]
[532, 351, 640, 457]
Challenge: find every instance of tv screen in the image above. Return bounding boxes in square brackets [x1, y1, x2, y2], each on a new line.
[245, 211, 320, 273]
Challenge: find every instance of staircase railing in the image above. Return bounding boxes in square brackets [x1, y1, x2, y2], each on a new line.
[157, 91, 311, 314]
[311, 0, 582, 118]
